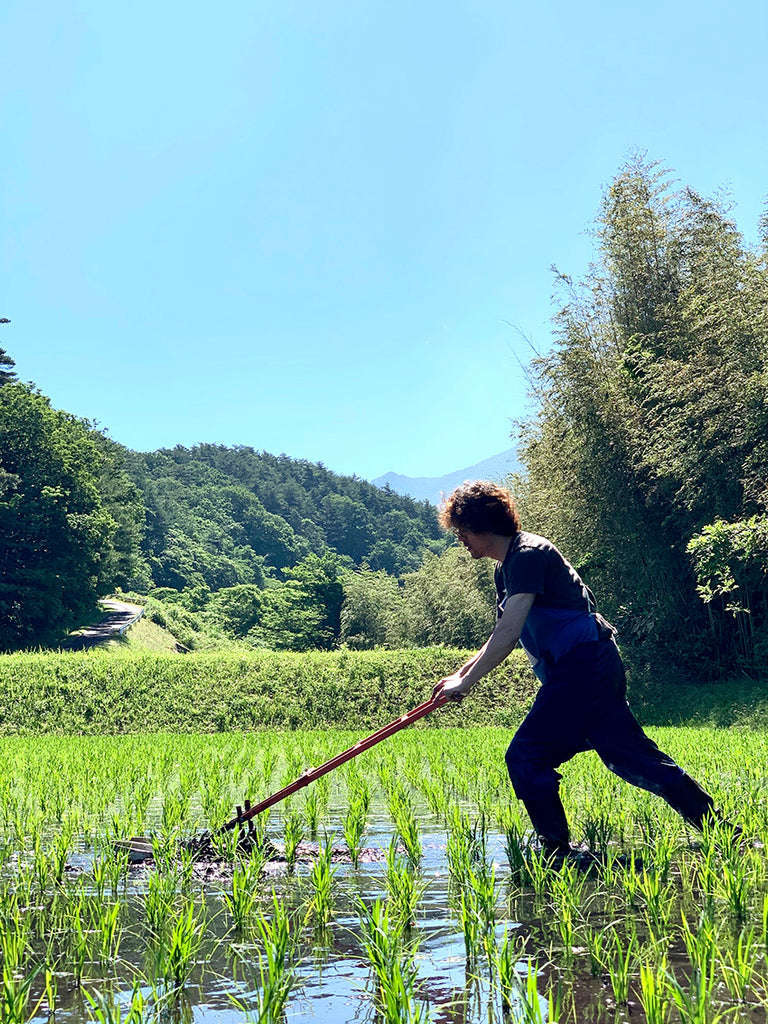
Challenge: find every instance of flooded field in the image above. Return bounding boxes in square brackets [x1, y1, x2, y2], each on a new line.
[1, 728, 767, 1022]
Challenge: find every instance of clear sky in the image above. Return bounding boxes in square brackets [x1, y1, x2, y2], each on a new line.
[2, 0, 766, 481]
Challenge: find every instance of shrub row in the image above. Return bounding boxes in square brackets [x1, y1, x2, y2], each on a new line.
[0, 648, 538, 735]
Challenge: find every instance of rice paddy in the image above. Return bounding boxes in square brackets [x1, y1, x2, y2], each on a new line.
[1, 726, 767, 1022]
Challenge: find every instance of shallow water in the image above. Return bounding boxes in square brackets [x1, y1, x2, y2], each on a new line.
[20, 815, 549, 1024]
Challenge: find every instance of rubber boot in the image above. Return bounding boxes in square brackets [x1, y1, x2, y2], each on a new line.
[522, 795, 571, 855]
[661, 772, 717, 830]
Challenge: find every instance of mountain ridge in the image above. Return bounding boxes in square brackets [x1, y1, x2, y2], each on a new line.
[372, 448, 521, 506]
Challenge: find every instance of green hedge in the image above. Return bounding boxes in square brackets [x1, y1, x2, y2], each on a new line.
[0, 648, 537, 735]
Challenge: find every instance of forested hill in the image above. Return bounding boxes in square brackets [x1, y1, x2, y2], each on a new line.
[123, 444, 448, 592]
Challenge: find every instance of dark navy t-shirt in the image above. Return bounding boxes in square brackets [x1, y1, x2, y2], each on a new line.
[495, 532, 598, 680]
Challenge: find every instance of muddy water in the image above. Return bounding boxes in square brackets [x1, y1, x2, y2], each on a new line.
[24, 813, 555, 1024]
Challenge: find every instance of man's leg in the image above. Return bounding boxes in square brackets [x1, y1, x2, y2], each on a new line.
[583, 642, 717, 828]
[505, 668, 592, 853]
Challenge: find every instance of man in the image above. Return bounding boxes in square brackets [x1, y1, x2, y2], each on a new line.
[435, 480, 720, 857]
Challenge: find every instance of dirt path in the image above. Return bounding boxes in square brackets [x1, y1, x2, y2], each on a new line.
[61, 599, 144, 651]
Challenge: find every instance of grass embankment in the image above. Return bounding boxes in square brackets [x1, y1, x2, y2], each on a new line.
[0, 648, 538, 735]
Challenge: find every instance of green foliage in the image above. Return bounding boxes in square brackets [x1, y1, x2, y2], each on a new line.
[340, 546, 496, 649]
[687, 516, 768, 665]
[0, 384, 142, 650]
[250, 553, 345, 651]
[206, 584, 263, 637]
[0, 647, 536, 734]
[124, 444, 446, 595]
[0, 346, 17, 387]
[516, 155, 768, 673]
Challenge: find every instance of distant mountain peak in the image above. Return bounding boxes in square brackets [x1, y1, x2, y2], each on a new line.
[373, 448, 520, 506]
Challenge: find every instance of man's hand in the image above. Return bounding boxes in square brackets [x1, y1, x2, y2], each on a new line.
[434, 672, 473, 704]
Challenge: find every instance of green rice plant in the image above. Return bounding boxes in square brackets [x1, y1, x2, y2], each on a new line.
[282, 809, 305, 872]
[606, 928, 638, 1005]
[447, 813, 487, 892]
[388, 785, 422, 870]
[209, 824, 241, 862]
[584, 926, 607, 978]
[224, 855, 262, 933]
[50, 818, 76, 884]
[717, 849, 752, 924]
[342, 792, 368, 869]
[94, 900, 123, 964]
[1, 908, 31, 972]
[504, 820, 532, 884]
[580, 809, 615, 852]
[83, 980, 153, 1023]
[1, 964, 44, 1024]
[308, 837, 337, 929]
[385, 838, 425, 928]
[91, 852, 111, 903]
[155, 898, 207, 990]
[638, 959, 672, 1024]
[357, 897, 426, 1021]
[666, 957, 730, 1024]
[143, 868, 177, 940]
[232, 894, 298, 1024]
[493, 925, 529, 1015]
[637, 867, 677, 940]
[376, 957, 430, 1024]
[547, 861, 583, 965]
[512, 960, 562, 1024]
[303, 788, 321, 834]
[69, 900, 91, 988]
[680, 912, 718, 979]
[161, 788, 190, 833]
[720, 926, 759, 1003]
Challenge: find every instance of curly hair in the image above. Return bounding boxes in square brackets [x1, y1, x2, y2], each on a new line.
[438, 480, 521, 536]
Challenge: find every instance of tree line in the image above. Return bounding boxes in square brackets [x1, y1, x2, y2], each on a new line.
[515, 155, 768, 677]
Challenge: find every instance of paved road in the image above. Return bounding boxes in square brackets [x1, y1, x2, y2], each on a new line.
[61, 599, 144, 650]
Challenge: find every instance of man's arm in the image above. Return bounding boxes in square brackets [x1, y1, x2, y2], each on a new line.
[436, 592, 535, 702]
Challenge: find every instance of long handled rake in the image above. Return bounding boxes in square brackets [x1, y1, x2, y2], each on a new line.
[118, 691, 448, 862]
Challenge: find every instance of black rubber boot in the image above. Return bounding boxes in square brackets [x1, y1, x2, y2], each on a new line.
[523, 795, 571, 855]
[661, 772, 717, 830]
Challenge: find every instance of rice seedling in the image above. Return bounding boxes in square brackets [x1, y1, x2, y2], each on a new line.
[1, 964, 44, 1024]
[638, 958, 672, 1024]
[357, 896, 427, 1021]
[637, 866, 677, 940]
[503, 819, 532, 884]
[153, 898, 207, 991]
[143, 868, 177, 941]
[388, 783, 423, 870]
[720, 926, 759, 1003]
[308, 836, 337, 929]
[342, 792, 369, 868]
[223, 859, 260, 934]
[303, 787, 321, 834]
[511, 960, 562, 1024]
[83, 979, 158, 1024]
[232, 894, 299, 1024]
[385, 837, 426, 928]
[584, 926, 607, 978]
[605, 928, 638, 1005]
[94, 900, 123, 965]
[547, 861, 585, 965]
[492, 925, 529, 1015]
[282, 809, 305, 872]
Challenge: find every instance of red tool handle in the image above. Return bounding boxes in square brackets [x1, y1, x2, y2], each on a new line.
[220, 691, 448, 833]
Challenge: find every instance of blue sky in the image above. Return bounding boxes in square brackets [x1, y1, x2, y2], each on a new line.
[2, 0, 766, 481]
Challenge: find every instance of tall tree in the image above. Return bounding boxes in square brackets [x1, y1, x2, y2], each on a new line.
[517, 156, 768, 672]
[0, 347, 16, 386]
[0, 384, 117, 648]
